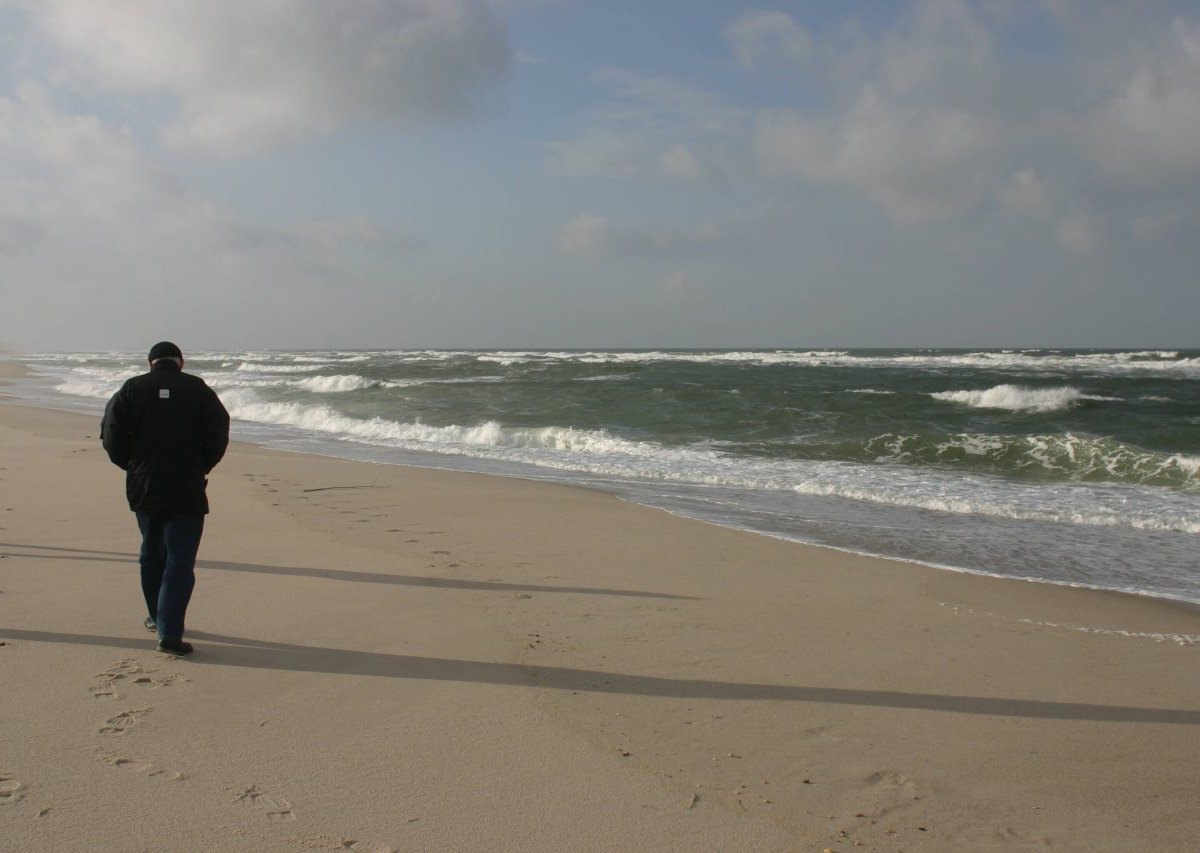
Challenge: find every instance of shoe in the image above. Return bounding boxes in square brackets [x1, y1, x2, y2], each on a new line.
[144, 616, 156, 632]
[157, 638, 194, 656]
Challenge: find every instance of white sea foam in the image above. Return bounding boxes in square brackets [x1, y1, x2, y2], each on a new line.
[144, 346, 1200, 379]
[865, 431, 1200, 488]
[235, 362, 324, 374]
[792, 478, 1200, 534]
[56, 378, 124, 399]
[46, 364, 132, 399]
[1016, 619, 1198, 646]
[1166, 453, 1200, 479]
[214, 386, 1200, 536]
[219, 388, 666, 458]
[29, 347, 1200, 376]
[930, 384, 1116, 412]
[294, 375, 378, 393]
[22, 350, 1200, 582]
[426, 376, 507, 384]
[1078, 350, 1179, 361]
[458, 348, 1200, 376]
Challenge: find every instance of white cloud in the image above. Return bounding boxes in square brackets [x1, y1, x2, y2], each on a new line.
[1083, 17, 1200, 190]
[0, 84, 416, 308]
[746, 2, 1003, 223]
[725, 10, 812, 68]
[595, 69, 744, 137]
[558, 213, 609, 259]
[876, 0, 994, 95]
[998, 169, 1105, 254]
[546, 127, 654, 179]
[659, 143, 703, 180]
[0, 82, 184, 249]
[545, 70, 746, 182]
[659, 269, 690, 297]
[559, 214, 742, 260]
[755, 88, 1000, 223]
[289, 217, 423, 254]
[18, 0, 514, 157]
[999, 169, 1054, 218]
[742, 2, 1200, 252]
[1054, 212, 1099, 254]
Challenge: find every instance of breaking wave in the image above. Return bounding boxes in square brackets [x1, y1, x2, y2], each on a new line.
[217, 388, 1200, 535]
[861, 432, 1200, 489]
[294, 375, 379, 393]
[931, 385, 1117, 412]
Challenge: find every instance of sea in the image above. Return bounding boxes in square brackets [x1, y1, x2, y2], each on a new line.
[11, 348, 1200, 605]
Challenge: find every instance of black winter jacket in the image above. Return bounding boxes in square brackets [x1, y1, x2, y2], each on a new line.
[101, 361, 230, 514]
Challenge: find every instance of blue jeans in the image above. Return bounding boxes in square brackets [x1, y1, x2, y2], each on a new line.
[136, 512, 205, 642]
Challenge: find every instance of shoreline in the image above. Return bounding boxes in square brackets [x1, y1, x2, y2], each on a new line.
[5, 353, 1198, 611]
[2, 396, 1198, 850]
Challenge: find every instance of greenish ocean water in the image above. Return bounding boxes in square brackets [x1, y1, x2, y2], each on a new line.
[18, 348, 1200, 604]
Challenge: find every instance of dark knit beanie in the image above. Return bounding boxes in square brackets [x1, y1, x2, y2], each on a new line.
[148, 341, 183, 363]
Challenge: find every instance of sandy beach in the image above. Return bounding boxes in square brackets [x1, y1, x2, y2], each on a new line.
[2, 377, 1198, 850]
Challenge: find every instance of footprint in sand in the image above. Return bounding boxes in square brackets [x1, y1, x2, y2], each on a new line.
[92, 660, 184, 700]
[867, 770, 922, 792]
[311, 836, 398, 852]
[133, 673, 183, 689]
[854, 769, 931, 818]
[92, 659, 147, 699]
[99, 708, 151, 736]
[90, 682, 122, 701]
[0, 775, 24, 805]
[96, 751, 185, 781]
[98, 658, 149, 679]
[234, 784, 295, 822]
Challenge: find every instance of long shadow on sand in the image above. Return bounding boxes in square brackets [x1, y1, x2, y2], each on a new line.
[198, 559, 697, 599]
[3, 627, 1198, 725]
[0, 542, 692, 600]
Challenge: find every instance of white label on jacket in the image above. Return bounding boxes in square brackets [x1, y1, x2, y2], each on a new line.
[160, 389, 170, 398]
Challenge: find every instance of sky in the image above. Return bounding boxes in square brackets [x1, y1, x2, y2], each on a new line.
[2, 0, 1199, 351]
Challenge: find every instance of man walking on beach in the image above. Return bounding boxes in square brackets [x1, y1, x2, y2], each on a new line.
[101, 342, 230, 656]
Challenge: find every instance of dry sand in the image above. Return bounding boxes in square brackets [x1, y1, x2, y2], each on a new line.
[1, 383, 1198, 851]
